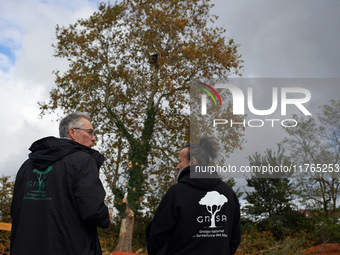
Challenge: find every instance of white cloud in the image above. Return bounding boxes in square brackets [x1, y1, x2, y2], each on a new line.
[0, 0, 98, 177]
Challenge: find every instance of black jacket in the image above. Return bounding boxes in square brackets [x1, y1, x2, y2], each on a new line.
[146, 166, 241, 255]
[10, 137, 110, 255]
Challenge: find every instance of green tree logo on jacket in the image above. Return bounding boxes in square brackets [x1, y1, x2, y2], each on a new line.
[31, 165, 53, 193]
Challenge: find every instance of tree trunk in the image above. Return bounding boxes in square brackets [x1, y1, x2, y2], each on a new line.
[114, 205, 135, 252]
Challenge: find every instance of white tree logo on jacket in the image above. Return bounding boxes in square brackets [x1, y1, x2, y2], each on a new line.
[199, 191, 228, 228]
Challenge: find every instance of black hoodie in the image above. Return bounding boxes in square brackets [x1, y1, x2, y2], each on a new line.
[146, 166, 241, 255]
[10, 137, 110, 255]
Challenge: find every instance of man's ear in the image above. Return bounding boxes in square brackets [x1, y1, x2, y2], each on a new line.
[68, 128, 76, 141]
[190, 157, 197, 165]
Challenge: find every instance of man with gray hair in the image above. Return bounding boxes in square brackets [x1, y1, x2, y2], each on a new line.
[147, 137, 241, 255]
[11, 112, 112, 255]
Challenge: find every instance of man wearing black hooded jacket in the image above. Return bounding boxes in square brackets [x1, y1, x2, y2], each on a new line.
[11, 112, 112, 255]
[146, 138, 241, 255]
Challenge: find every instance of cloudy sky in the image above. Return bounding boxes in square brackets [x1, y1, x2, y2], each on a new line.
[0, 0, 339, 184]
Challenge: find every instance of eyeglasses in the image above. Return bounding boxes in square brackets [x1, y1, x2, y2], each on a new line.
[73, 128, 95, 137]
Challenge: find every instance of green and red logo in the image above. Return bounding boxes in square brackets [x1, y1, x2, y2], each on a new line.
[197, 81, 222, 107]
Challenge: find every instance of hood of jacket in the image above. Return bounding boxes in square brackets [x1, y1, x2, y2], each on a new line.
[28, 136, 104, 170]
[177, 165, 221, 190]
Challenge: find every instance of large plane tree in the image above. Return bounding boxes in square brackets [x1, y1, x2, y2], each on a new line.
[40, 0, 244, 251]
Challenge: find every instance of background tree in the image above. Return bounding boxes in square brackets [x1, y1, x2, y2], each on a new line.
[243, 147, 307, 240]
[0, 175, 14, 252]
[0, 176, 13, 223]
[280, 99, 340, 243]
[282, 99, 340, 215]
[244, 147, 295, 220]
[40, 0, 244, 251]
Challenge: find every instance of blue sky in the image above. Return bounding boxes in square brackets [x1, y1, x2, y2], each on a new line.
[0, 44, 16, 69]
[0, 0, 339, 188]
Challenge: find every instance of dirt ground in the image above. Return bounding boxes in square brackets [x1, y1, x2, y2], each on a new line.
[300, 243, 340, 254]
[111, 243, 340, 255]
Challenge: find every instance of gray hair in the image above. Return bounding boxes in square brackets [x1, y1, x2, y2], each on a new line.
[184, 137, 217, 165]
[59, 112, 91, 138]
